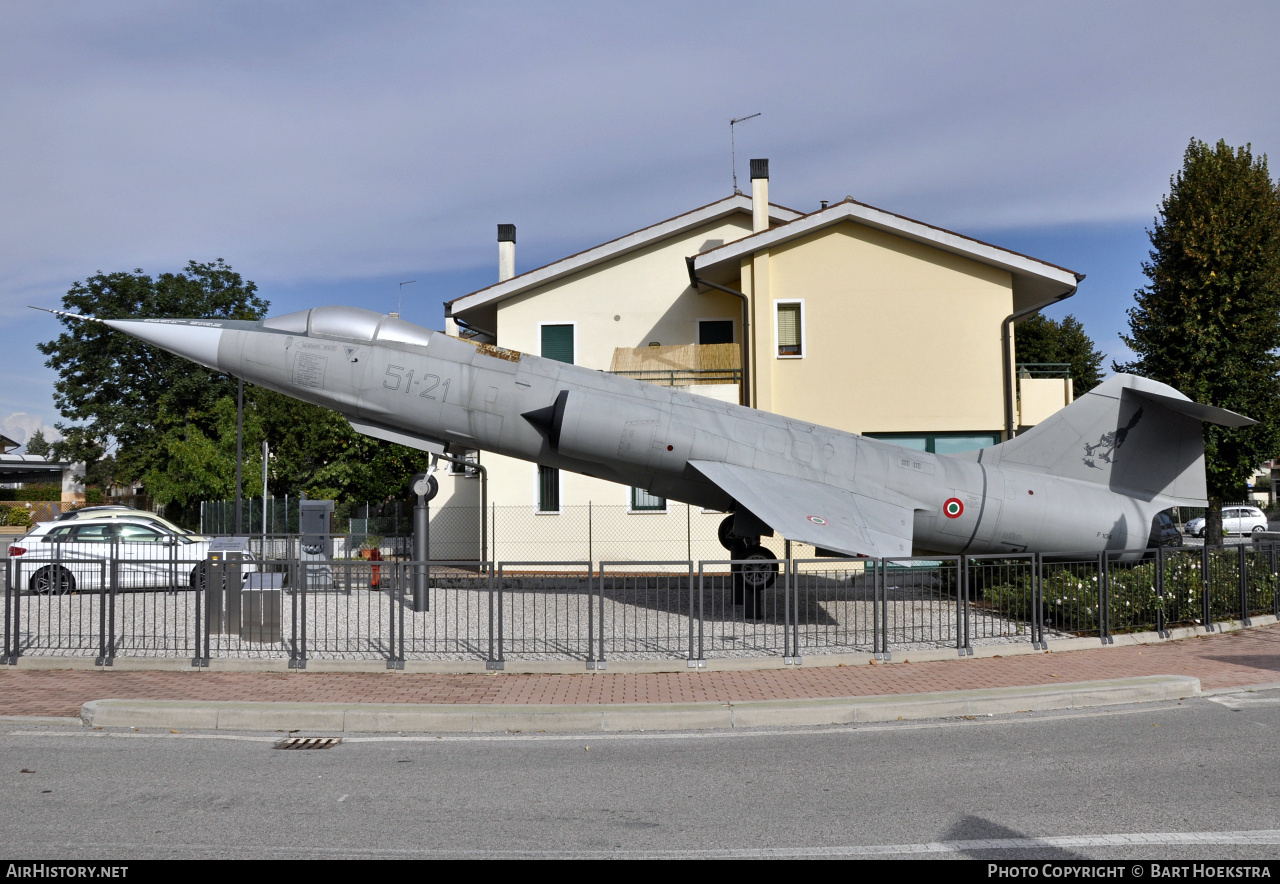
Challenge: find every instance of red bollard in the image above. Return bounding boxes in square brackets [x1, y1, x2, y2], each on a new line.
[369, 547, 382, 588]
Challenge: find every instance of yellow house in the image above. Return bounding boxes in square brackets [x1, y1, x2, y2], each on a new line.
[432, 161, 1081, 562]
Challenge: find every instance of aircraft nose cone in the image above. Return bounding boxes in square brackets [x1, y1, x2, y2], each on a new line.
[102, 319, 226, 371]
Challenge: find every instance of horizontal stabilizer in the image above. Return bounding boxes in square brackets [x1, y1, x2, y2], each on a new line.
[689, 460, 916, 558]
[1129, 387, 1255, 428]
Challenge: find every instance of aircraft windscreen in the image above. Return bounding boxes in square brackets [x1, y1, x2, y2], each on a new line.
[308, 306, 385, 341]
[261, 310, 310, 333]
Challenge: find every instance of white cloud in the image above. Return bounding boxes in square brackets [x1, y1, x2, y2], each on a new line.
[0, 413, 60, 452]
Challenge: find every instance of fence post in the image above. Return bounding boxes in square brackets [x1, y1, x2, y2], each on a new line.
[289, 559, 301, 669]
[4, 557, 13, 664]
[1155, 546, 1167, 639]
[1099, 551, 1112, 644]
[1201, 544, 1214, 632]
[1272, 542, 1278, 619]
[1239, 543, 1251, 627]
[587, 564, 598, 670]
[105, 545, 117, 666]
[192, 553, 208, 668]
[1032, 553, 1044, 649]
[388, 561, 404, 670]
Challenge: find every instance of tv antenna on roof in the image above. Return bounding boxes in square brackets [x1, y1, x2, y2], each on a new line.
[730, 113, 761, 194]
[397, 280, 416, 316]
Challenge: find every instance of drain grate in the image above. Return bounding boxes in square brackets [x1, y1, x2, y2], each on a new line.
[273, 737, 342, 750]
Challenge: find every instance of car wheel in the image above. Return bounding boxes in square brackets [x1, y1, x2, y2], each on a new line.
[190, 562, 209, 591]
[1252, 524, 1266, 534]
[30, 566, 75, 595]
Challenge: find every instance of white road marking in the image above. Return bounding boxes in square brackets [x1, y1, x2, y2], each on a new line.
[1208, 695, 1280, 709]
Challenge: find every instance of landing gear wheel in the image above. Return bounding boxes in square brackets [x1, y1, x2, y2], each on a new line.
[731, 543, 777, 620]
[718, 515, 740, 552]
[733, 543, 778, 591]
[30, 566, 75, 595]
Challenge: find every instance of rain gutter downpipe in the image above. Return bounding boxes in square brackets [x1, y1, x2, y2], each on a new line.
[686, 256, 751, 408]
[1001, 274, 1083, 439]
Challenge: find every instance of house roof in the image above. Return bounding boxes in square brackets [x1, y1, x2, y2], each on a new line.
[448, 194, 804, 316]
[691, 198, 1084, 311]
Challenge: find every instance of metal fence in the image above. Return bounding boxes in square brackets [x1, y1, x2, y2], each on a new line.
[5, 540, 1279, 668]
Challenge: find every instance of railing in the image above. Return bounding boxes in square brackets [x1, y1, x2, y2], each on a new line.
[608, 368, 742, 387]
[1016, 363, 1072, 378]
[5, 541, 1278, 668]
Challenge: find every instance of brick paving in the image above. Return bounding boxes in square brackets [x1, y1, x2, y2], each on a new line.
[2, 624, 1278, 719]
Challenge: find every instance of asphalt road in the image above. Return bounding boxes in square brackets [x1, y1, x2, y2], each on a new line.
[2, 689, 1279, 860]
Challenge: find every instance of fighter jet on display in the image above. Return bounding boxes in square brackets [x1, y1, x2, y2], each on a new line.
[43, 306, 1253, 565]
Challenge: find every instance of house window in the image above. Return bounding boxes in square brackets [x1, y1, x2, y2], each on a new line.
[865, 432, 1000, 454]
[448, 450, 479, 477]
[537, 465, 560, 513]
[775, 301, 804, 357]
[698, 319, 734, 345]
[630, 487, 666, 512]
[540, 323, 575, 364]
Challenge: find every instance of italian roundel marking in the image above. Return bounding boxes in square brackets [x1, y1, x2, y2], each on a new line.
[806, 515, 827, 525]
[943, 498, 964, 519]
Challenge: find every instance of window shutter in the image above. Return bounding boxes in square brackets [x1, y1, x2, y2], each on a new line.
[777, 304, 801, 356]
[541, 324, 574, 364]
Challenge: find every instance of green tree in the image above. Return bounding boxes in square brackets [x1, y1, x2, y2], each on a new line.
[39, 259, 269, 499]
[1115, 139, 1280, 543]
[22, 429, 51, 458]
[1014, 313, 1105, 396]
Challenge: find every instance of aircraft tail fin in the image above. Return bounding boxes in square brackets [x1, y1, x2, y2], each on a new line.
[979, 374, 1254, 506]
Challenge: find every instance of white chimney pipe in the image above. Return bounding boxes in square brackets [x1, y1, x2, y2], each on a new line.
[498, 224, 516, 282]
[750, 159, 769, 233]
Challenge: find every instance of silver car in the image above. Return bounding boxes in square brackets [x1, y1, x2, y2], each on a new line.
[9, 516, 227, 593]
[1184, 506, 1269, 538]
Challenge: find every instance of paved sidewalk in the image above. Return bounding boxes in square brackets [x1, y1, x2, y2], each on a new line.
[1, 622, 1277, 731]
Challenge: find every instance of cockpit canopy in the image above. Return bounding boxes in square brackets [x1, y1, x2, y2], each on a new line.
[260, 306, 434, 348]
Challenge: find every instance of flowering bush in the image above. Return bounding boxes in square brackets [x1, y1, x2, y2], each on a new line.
[977, 551, 1276, 636]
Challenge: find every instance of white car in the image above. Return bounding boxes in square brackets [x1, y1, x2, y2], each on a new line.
[56, 506, 205, 540]
[8, 516, 234, 593]
[1184, 506, 1269, 538]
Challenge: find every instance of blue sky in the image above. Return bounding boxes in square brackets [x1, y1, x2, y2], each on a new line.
[2, 1, 1277, 449]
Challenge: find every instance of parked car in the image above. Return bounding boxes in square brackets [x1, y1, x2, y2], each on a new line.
[1184, 506, 1269, 538]
[1147, 511, 1184, 548]
[56, 506, 204, 539]
[8, 515, 240, 593]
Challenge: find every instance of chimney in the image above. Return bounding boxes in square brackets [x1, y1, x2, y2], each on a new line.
[498, 224, 516, 282]
[750, 159, 769, 233]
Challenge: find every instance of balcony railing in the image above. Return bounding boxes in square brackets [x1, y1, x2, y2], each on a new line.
[609, 368, 742, 387]
[1017, 362, 1072, 379]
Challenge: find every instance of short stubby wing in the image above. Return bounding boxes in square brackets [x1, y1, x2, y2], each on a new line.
[688, 460, 915, 558]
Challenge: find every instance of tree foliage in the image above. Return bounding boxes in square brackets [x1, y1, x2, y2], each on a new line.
[1115, 139, 1280, 537]
[40, 260, 433, 525]
[38, 260, 268, 486]
[1014, 313, 1105, 396]
[22, 429, 51, 458]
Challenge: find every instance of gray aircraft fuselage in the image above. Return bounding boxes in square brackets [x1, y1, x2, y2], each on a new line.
[89, 306, 1246, 558]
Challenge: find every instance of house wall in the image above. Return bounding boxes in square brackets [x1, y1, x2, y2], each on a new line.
[742, 221, 1014, 436]
[494, 217, 752, 369]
